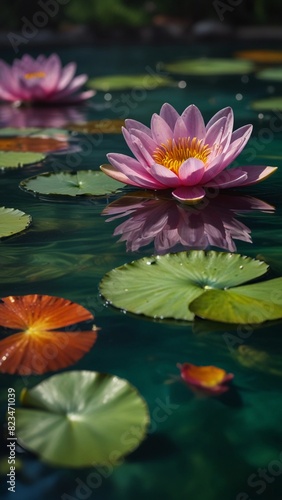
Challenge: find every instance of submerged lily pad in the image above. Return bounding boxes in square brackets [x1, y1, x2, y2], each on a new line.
[16, 371, 149, 467]
[0, 151, 45, 170]
[88, 74, 174, 92]
[251, 97, 282, 111]
[20, 171, 125, 197]
[99, 251, 268, 321]
[0, 207, 31, 239]
[0, 249, 94, 284]
[256, 68, 282, 81]
[164, 58, 254, 75]
[66, 119, 124, 134]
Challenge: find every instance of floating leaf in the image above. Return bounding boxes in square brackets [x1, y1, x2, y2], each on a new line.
[0, 136, 69, 153]
[234, 345, 282, 376]
[66, 119, 124, 134]
[20, 170, 125, 197]
[16, 370, 149, 467]
[0, 151, 45, 170]
[164, 58, 254, 75]
[87, 74, 174, 92]
[251, 97, 282, 111]
[99, 251, 268, 321]
[0, 207, 31, 239]
[178, 362, 234, 396]
[0, 127, 69, 138]
[190, 277, 282, 324]
[0, 294, 97, 375]
[256, 67, 282, 81]
[235, 50, 282, 64]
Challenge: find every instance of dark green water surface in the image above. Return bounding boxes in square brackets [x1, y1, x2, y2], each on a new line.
[1, 42, 282, 500]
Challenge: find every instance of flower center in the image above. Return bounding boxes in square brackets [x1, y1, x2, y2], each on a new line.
[152, 137, 211, 174]
[24, 71, 46, 80]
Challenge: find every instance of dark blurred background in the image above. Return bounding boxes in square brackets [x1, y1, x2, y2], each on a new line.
[0, 0, 281, 46]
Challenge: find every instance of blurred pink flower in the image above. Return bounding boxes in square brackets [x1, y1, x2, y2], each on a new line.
[0, 54, 95, 105]
[177, 362, 234, 396]
[102, 192, 274, 253]
[101, 103, 277, 204]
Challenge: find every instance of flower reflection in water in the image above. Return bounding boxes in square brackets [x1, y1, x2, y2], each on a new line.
[103, 192, 274, 253]
[0, 104, 86, 129]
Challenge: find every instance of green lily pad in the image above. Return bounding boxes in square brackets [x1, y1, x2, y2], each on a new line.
[0, 207, 32, 239]
[20, 171, 125, 197]
[256, 68, 282, 81]
[0, 127, 69, 138]
[251, 97, 282, 111]
[16, 370, 149, 467]
[164, 58, 254, 75]
[87, 74, 174, 92]
[190, 278, 282, 324]
[99, 251, 268, 321]
[0, 151, 46, 170]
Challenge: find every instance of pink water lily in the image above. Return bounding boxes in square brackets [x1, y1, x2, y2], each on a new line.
[0, 54, 95, 105]
[101, 103, 277, 204]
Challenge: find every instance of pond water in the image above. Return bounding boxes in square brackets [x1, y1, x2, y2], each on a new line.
[1, 42, 282, 500]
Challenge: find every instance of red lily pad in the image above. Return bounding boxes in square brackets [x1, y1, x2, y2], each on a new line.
[0, 294, 98, 375]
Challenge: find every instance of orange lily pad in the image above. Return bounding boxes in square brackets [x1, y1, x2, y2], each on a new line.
[0, 294, 98, 375]
[235, 50, 282, 64]
[178, 362, 234, 396]
[0, 136, 69, 153]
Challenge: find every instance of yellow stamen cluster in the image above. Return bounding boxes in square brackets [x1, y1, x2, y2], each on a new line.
[24, 71, 46, 80]
[153, 137, 211, 175]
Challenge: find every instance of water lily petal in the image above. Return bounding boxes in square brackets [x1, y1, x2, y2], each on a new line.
[151, 113, 173, 143]
[122, 127, 150, 166]
[205, 169, 248, 189]
[100, 164, 138, 186]
[178, 158, 205, 185]
[205, 117, 226, 148]
[181, 104, 206, 140]
[235, 165, 278, 186]
[47, 74, 88, 101]
[178, 362, 234, 396]
[172, 185, 206, 203]
[151, 163, 181, 187]
[160, 102, 180, 130]
[129, 128, 157, 157]
[173, 116, 189, 139]
[57, 62, 77, 91]
[230, 124, 253, 147]
[201, 128, 253, 184]
[125, 119, 152, 137]
[107, 154, 166, 188]
[206, 107, 233, 132]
